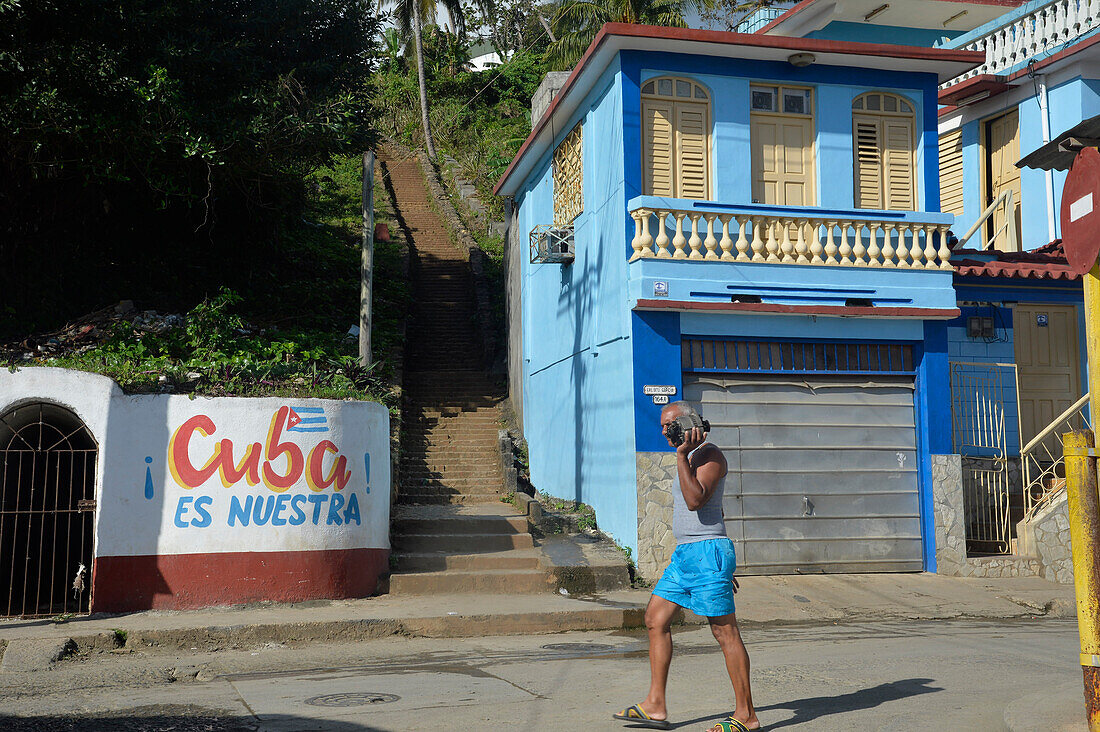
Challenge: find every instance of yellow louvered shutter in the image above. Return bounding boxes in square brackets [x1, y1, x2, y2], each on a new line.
[939, 128, 964, 216]
[676, 102, 709, 200]
[643, 101, 675, 197]
[854, 115, 883, 209]
[883, 119, 915, 211]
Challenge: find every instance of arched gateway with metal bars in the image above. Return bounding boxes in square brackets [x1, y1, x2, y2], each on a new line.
[0, 402, 97, 617]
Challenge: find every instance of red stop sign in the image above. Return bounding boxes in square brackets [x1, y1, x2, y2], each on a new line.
[1060, 146, 1100, 275]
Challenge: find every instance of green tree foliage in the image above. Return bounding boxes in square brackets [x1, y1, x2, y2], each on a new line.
[0, 0, 381, 337]
[546, 0, 717, 69]
[374, 28, 547, 208]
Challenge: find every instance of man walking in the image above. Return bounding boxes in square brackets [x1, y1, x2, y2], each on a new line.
[614, 401, 759, 732]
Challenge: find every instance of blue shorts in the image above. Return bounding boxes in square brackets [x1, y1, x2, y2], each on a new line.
[653, 537, 737, 617]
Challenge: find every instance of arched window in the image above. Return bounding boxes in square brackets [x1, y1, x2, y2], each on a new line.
[641, 77, 712, 200]
[852, 92, 916, 210]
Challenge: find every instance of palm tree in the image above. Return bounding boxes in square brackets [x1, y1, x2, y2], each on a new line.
[384, 0, 494, 159]
[546, 0, 718, 69]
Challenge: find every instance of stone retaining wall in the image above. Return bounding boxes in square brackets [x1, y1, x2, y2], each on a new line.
[636, 452, 678, 581]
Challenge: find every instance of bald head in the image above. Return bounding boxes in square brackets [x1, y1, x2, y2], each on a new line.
[661, 401, 697, 422]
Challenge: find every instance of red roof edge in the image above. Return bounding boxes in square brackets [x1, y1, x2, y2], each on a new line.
[758, 0, 817, 35]
[952, 240, 1082, 281]
[495, 23, 984, 195]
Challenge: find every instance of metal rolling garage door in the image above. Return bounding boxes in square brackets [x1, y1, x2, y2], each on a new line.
[682, 341, 922, 574]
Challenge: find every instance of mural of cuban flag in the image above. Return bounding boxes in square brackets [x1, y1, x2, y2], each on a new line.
[286, 407, 328, 433]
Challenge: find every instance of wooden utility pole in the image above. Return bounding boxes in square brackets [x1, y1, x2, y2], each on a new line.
[360, 150, 375, 368]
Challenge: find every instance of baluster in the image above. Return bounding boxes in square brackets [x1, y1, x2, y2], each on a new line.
[719, 215, 736, 261]
[637, 210, 655, 259]
[908, 225, 924, 269]
[895, 224, 910, 268]
[866, 222, 881, 266]
[654, 210, 671, 258]
[920, 225, 935, 269]
[937, 224, 953, 269]
[808, 220, 825, 265]
[672, 212, 688, 259]
[630, 210, 644, 260]
[780, 220, 795, 263]
[732, 216, 749, 261]
[687, 213, 703, 259]
[852, 223, 868, 266]
[884, 223, 899, 267]
[765, 221, 780, 262]
[701, 214, 718, 260]
[824, 221, 838, 265]
[751, 218, 766, 262]
[794, 222, 810, 264]
[838, 222, 853, 265]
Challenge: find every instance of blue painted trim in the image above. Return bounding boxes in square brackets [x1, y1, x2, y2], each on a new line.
[809, 21, 962, 47]
[953, 279, 1085, 304]
[916, 321, 950, 573]
[628, 195, 954, 225]
[632, 310, 683, 453]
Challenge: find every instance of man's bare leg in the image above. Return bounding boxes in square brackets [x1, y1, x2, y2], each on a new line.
[708, 613, 759, 729]
[639, 594, 680, 721]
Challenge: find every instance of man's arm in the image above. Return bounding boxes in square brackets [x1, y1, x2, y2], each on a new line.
[675, 428, 727, 511]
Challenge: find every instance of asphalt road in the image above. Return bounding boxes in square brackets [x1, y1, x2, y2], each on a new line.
[0, 617, 1087, 731]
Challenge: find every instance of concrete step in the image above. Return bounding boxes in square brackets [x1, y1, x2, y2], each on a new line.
[397, 493, 506, 505]
[393, 514, 528, 535]
[387, 569, 553, 595]
[392, 532, 534, 553]
[393, 550, 541, 572]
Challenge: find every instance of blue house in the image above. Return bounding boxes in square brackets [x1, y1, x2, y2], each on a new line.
[495, 24, 986, 579]
[761, 1, 1093, 576]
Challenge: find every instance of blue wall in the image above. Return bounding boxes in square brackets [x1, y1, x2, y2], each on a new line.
[806, 21, 962, 48]
[516, 59, 641, 552]
[951, 75, 1100, 249]
[622, 50, 941, 213]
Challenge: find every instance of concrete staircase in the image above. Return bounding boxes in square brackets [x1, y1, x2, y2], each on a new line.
[380, 149, 544, 595]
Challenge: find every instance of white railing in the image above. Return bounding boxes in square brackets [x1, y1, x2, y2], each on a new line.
[945, 0, 1100, 87]
[1021, 393, 1090, 521]
[629, 206, 953, 269]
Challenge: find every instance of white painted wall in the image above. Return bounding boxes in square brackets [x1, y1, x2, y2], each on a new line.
[0, 368, 390, 559]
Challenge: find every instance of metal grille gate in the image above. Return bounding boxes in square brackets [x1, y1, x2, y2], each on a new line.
[949, 361, 1019, 555]
[0, 403, 97, 617]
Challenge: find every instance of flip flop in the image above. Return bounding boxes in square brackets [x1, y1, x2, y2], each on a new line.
[612, 703, 672, 729]
[707, 718, 760, 732]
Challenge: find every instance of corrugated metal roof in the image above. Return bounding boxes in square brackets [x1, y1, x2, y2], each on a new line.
[1017, 114, 1100, 171]
[952, 240, 1080, 280]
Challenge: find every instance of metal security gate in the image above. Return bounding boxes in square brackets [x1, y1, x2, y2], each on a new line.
[0, 403, 97, 617]
[949, 361, 1018, 555]
[682, 339, 922, 575]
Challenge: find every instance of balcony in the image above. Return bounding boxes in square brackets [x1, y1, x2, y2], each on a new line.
[939, 0, 1100, 88]
[628, 197, 954, 270]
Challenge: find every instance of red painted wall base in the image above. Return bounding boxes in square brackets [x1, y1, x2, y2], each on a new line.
[91, 547, 388, 612]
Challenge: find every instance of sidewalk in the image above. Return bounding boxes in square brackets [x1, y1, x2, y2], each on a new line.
[0, 573, 1076, 671]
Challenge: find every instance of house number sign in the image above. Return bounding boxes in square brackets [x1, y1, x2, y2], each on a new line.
[643, 385, 676, 396]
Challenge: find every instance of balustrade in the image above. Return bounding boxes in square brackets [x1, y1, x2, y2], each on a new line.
[629, 207, 953, 270]
[943, 0, 1100, 87]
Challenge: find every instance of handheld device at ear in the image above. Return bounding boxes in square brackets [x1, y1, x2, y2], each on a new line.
[666, 413, 710, 448]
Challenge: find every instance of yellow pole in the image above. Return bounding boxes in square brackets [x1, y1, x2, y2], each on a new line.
[1070, 261, 1100, 730]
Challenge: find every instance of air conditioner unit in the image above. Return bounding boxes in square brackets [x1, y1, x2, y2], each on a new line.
[529, 224, 575, 264]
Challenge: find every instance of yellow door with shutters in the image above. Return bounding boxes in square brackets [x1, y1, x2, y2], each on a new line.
[641, 77, 711, 200]
[1015, 303, 1082, 449]
[751, 116, 815, 206]
[986, 109, 1022, 251]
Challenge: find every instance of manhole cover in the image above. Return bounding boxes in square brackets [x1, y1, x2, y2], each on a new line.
[540, 642, 614, 652]
[305, 692, 400, 707]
